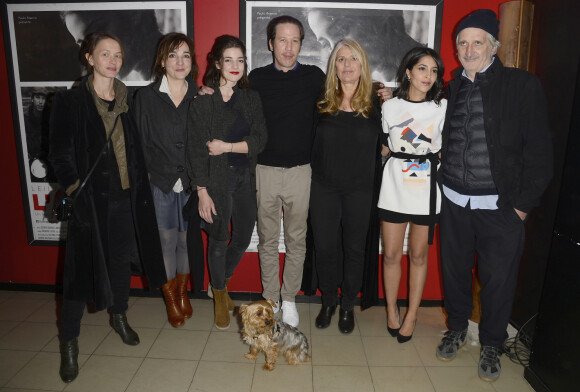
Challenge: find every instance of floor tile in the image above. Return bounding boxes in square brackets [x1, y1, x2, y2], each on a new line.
[413, 306, 449, 337]
[125, 358, 197, 392]
[6, 351, 66, 391]
[490, 358, 534, 392]
[355, 305, 388, 336]
[94, 327, 159, 357]
[370, 366, 435, 392]
[362, 336, 423, 366]
[312, 365, 374, 392]
[0, 322, 57, 351]
[201, 331, 250, 363]
[189, 361, 254, 392]
[126, 297, 169, 329]
[62, 355, 142, 392]
[148, 329, 209, 361]
[310, 335, 367, 366]
[0, 321, 20, 340]
[426, 366, 496, 392]
[0, 299, 50, 322]
[413, 335, 476, 367]
[0, 350, 36, 386]
[252, 363, 313, 392]
[25, 300, 60, 323]
[172, 300, 214, 331]
[0, 291, 18, 301]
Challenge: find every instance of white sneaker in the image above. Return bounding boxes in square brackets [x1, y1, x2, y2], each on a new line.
[271, 300, 281, 314]
[281, 301, 299, 327]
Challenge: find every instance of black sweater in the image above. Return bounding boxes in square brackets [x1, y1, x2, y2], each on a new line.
[311, 106, 381, 190]
[249, 63, 325, 167]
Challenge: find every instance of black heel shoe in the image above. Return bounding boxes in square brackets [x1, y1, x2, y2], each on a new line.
[338, 308, 355, 334]
[397, 320, 417, 343]
[110, 313, 140, 345]
[387, 305, 400, 337]
[59, 337, 79, 383]
[315, 305, 336, 329]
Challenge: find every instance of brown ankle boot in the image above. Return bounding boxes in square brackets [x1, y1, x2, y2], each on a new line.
[161, 278, 185, 328]
[175, 273, 193, 319]
[212, 287, 230, 329]
[225, 278, 235, 312]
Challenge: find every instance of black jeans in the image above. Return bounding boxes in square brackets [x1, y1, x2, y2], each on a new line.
[440, 195, 525, 348]
[208, 167, 256, 290]
[61, 196, 136, 341]
[310, 179, 373, 310]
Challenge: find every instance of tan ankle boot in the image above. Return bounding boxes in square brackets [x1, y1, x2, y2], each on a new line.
[161, 278, 185, 328]
[225, 278, 235, 312]
[175, 273, 193, 319]
[212, 287, 230, 329]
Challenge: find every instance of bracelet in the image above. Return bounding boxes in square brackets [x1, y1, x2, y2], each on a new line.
[230, 143, 234, 153]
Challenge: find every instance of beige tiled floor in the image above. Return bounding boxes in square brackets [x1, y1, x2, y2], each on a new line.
[0, 290, 535, 392]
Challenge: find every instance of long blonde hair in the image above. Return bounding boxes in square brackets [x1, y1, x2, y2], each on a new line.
[317, 39, 374, 118]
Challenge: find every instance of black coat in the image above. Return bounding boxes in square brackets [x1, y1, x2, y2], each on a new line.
[49, 77, 166, 310]
[187, 85, 268, 240]
[441, 57, 553, 213]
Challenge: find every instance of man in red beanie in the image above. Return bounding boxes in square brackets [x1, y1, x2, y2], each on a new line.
[435, 9, 553, 381]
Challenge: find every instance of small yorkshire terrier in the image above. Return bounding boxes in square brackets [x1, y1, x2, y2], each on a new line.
[239, 299, 310, 371]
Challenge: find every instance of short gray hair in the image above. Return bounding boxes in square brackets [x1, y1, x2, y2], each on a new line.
[455, 32, 501, 49]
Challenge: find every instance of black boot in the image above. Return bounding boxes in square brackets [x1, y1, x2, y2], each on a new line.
[315, 305, 336, 329]
[110, 313, 140, 345]
[338, 308, 355, 334]
[59, 337, 79, 383]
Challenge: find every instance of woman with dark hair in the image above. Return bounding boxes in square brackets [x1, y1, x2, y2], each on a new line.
[377, 46, 447, 343]
[187, 35, 267, 329]
[311, 39, 382, 334]
[49, 32, 166, 383]
[134, 32, 202, 328]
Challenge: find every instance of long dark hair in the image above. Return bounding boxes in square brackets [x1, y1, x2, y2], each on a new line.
[203, 35, 250, 89]
[79, 32, 123, 74]
[153, 32, 198, 82]
[394, 46, 444, 104]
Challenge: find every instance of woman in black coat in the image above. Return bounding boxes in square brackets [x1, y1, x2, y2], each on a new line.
[187, 35, 267, 330]
[134, 33, 203, 328]
[49, 32, 166, 383]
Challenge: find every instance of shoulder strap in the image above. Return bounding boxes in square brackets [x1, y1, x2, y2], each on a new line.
[72, 114, 121, 201]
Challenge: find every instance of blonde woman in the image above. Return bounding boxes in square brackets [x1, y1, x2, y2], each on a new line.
[311, 40, 382, 334]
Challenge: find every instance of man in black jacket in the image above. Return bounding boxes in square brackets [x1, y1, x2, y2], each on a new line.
[435, 10, 552, 382]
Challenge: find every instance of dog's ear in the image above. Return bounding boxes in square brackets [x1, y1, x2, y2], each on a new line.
[239, 304, 248, 317]
[266, 299, 276, 309]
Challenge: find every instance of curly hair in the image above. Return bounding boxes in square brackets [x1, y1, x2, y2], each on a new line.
[203, 35, 250, 89]
[394, 46, 445, 105]
[317, 39, 374, 118]
[152, 32, 198, 82]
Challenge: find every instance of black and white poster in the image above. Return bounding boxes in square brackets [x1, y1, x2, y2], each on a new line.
[1, 1, 192, 244]
[241, 0, 443, 86]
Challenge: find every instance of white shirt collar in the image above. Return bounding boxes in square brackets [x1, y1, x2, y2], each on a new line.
[159, 74, 188, 101]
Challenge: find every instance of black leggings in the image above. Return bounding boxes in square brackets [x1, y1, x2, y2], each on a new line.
[207, 167, 257, 290]
[61, 197, 136, 341]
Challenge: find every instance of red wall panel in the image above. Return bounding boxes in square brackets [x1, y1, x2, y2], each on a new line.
[0, 0, 504, 299]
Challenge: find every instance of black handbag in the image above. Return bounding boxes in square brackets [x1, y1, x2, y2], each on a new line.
[52, 115, 120, 221]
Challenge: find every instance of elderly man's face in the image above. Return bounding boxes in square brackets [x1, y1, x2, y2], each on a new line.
[456, 27, 497, 80]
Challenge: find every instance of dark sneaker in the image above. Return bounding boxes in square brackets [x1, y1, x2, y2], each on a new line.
[436, 329, 467, 361]
[479, 345, 502, 381]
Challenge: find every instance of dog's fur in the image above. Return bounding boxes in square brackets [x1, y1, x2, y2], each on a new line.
[239, 299, 310, 371]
